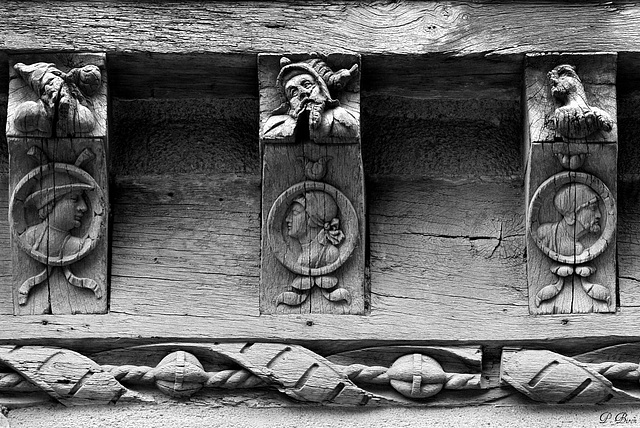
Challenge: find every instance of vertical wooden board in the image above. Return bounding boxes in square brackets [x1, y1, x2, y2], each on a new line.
[8, 138, 108, 314]
[260, 144, 365, 314]
[527, 144, 617, 314]
[525, 53, 618, 315]
[259, 53, 364, 315]
[0, 175, 13, 315]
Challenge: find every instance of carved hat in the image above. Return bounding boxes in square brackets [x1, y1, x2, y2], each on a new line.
[293, 190, 338, 228]
[275, 57, 339, 109]
[554, 183, 599, 225]
[13, 62, 63, 96]
[24, 171, 93, 210]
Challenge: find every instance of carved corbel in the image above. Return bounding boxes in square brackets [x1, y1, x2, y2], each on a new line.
[524, 54, 617, 314]
[6, 54, 109, 314]
[259, 54, 365, 314]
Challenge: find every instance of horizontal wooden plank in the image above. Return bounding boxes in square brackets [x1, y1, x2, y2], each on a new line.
[1, 3, 640, 100]
[2, 2, 640, 56]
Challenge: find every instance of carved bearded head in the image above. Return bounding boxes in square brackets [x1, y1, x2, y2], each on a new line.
[275, 58, 339, 128]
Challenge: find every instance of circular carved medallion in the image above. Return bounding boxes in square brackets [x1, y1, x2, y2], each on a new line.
[9, 162, 106, 266]
[267, 181, 359, 276]
[528, 171, 616, 265]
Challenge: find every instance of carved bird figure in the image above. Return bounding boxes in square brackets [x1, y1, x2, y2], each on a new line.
[547, 64, 614, 140]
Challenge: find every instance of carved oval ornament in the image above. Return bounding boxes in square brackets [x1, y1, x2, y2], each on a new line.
[528, 171, 616, 265]
[267, 181, 358, 276]
[9, 162, 106, 266]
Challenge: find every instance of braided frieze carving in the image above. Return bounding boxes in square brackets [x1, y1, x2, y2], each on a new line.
[0, 344, 481, 406]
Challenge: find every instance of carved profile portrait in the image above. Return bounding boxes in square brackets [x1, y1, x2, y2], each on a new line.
[285, 191, 345, 269]
[261, 56, 359, 142]
[22, 172, 93, 261]
[529, 172, 616, 265]
[267, 181, 358, 276]
[10, 163, 105, 267]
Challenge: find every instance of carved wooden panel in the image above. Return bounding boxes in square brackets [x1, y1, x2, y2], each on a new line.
[6, 54, 108, 315]
[259, 54, 365, 314]
[525, 54, 617, 314]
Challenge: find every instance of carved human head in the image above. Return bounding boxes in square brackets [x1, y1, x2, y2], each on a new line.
[285, 191, 339, 240]
[275, 57, 338, 117]
[553, 183, 600, 232]
[25, 171, 93, 227]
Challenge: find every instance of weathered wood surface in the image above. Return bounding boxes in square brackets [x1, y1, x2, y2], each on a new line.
[2, 2, 640, 56]
[7, 54, 109, 314]
[0, 174, 640, 343]
[1, 3, 640, 101]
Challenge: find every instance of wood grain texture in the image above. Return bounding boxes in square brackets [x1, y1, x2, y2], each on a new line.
[2, 2, 640, 55]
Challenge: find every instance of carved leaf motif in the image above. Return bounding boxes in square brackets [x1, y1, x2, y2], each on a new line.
[204, 343, 376, 405]
[502, 349, 621, 404]
[0, 346, 150, 406]
[275, 290, 309, 306]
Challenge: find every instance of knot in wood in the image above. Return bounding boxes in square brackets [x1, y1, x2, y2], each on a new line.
[154, 351, 207, 398]
[387, 354, 445, 399]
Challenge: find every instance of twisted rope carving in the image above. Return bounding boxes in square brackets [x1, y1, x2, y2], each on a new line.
[342, 364, 480, 390]
[101, 364, 266, 389]
[590, 362, 640, 382]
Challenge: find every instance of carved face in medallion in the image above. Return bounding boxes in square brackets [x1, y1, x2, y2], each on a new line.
[49, 191, 88, 231]
[528, 172, 616, 264]
[285, 201, 307, 240]
[267, 181, 359, 276]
